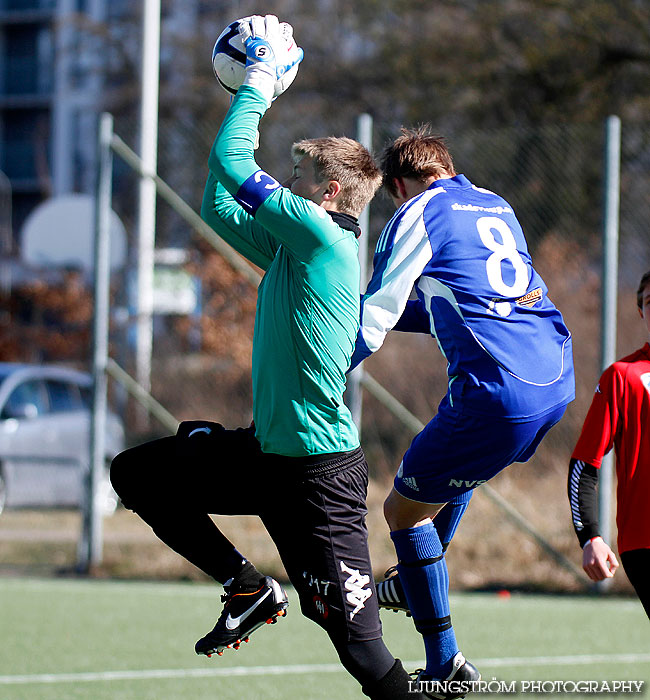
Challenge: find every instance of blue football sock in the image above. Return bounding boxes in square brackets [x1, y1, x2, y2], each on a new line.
[391, 522, 459, 678]
[434, 491, 472, 550]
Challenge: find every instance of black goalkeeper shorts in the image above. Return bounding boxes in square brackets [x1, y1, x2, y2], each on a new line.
[116, 421, 382, 644]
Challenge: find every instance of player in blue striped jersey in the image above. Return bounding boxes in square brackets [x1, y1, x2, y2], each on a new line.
[349, 126, 574, 697]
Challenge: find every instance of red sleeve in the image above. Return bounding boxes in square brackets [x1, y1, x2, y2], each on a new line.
[571, 364, 622, 468]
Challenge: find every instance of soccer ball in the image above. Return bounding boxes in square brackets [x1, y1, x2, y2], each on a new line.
[212, 20, 300, 98]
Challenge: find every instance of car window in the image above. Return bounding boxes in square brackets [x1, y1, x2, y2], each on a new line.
[46, 380, 84, 413]
[1, 379, 48, 419]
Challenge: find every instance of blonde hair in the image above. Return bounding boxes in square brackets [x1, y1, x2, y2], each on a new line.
[291, 137, 382, 217]
[381, 125, 456, 197]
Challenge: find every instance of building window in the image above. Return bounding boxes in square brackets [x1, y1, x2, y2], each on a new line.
[3, 24, 54, 95]
[2, 1, 56, 11]
[1, 109, 50, 180]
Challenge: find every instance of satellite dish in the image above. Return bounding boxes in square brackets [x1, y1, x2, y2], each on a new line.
[21, 194, 127, 271]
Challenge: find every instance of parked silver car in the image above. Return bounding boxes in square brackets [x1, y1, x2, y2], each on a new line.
[0, 363, 125, 514]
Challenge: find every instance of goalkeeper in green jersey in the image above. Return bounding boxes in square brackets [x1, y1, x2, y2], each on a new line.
[111, 15, 424, 700]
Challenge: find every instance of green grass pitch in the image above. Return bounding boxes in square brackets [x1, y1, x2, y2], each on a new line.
[0, 577, 647, 699]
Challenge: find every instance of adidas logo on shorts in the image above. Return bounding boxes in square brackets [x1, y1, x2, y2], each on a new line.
[402, 476, 419, 491]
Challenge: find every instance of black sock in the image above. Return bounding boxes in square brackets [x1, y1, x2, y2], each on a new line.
[362, 659, 424, 699]
[335, 638, 395, 686]
[231, 560, 265, 592]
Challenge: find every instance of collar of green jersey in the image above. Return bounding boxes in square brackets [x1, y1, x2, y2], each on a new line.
[327, 211, 361, 239]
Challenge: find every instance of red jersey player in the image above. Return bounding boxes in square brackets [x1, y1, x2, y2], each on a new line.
[568, 270, 650, 619]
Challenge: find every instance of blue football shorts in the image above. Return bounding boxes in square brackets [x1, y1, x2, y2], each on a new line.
[394, 398, 568, 504]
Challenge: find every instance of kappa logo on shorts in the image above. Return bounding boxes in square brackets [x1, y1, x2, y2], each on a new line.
[340, 561, 373, 620]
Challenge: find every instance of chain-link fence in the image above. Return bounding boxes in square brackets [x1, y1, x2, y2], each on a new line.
[1, 114, 649, 594]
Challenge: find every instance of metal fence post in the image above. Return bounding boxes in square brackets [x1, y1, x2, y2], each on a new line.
[134, 0, 161, 432]
[597, 115, 621, 590]
[346, 113, 373, 434]
[80, 112, 114, 572]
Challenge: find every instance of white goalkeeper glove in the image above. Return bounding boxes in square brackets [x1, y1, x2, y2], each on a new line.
[238, 14, 303, 105]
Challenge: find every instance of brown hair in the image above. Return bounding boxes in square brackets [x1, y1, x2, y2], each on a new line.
[381, 124, 456, 197]
[291, 137, 382, 217]
[637, 270, 650, 308]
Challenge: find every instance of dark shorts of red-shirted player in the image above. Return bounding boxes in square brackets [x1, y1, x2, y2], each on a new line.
[620, 549, 650, 620]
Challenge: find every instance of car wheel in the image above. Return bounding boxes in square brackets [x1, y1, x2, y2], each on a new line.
[0, 468, 6, 516]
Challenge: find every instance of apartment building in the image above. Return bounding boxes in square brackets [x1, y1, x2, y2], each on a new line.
[0, 0, 108, 244]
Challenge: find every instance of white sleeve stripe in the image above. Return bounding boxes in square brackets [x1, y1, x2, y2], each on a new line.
[376, 208, 403, 253]
[569, 459, 585, 530]
[376, 195, 422, 251]
[360, 212, 435, 353]
[376, 188, 444, 253]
